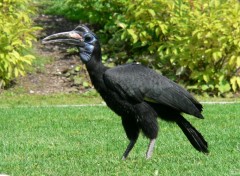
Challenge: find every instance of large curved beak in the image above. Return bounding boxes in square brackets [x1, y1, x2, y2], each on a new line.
[42, 31, 84, 46]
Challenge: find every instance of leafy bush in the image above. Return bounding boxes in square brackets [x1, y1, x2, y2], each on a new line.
[44, 0, 128, 49]
[0, 0, 39, 88]
[118, 0, 240, 95]
[45, 0, 240, 95]
[45, 0, 127, 27]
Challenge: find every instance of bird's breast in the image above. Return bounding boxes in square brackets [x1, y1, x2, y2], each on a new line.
[99, 90, 135, 117]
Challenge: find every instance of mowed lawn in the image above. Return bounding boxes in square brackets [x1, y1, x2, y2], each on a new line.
[0, 104, 239, 176]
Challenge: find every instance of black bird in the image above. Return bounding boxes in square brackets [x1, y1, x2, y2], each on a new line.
[42, 25, 209, 159]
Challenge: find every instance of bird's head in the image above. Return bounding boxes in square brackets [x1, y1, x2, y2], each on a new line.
[42, 25, 100, 63]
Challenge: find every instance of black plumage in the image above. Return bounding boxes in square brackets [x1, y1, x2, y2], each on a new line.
[42, 25, 209, 159]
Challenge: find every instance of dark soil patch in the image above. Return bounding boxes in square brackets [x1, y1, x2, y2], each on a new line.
[14, 15, 92, 94]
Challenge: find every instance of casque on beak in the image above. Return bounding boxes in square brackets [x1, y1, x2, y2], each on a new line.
[42, 30, 84, 46]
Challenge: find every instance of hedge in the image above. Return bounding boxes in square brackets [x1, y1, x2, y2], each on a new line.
[45, 0, 240, 96]
[0, 0, 39, 88]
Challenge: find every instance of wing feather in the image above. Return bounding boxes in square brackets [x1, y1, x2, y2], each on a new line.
[103, 63, 203, 118]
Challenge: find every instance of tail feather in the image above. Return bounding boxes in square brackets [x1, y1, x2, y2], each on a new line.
[176, 116, 209, 153]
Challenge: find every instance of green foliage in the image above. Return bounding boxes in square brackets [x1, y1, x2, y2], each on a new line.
[118, 0, 240, 95]
[44, 0, 128, 60]
[44, 0, 240, 95]
[0, 0, 39, 88]
[44, 0, 127, 25]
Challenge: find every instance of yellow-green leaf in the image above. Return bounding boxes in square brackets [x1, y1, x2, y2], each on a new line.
[203, 74, 210, 83]
[127, 29, 138, 43]
[237, 56, 240, 66]
[148, 9, 156, 17]
[230, 76, 240, 92]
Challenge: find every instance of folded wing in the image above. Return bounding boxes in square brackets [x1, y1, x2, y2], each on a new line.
[103, 63, 203, 118]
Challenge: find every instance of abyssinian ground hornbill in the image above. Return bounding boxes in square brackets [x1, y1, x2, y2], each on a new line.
[43, 25, 209, 159]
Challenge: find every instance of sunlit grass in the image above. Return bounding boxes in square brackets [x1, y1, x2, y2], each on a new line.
[0, 104, 239, 175]
[0, 90, 103, 107]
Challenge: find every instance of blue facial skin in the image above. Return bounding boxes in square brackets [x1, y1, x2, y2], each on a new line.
[79, 43, 94, 63]
[79, 33, 96, 63]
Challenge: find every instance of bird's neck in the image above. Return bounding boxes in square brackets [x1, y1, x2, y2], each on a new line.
[85, 56, 108, 91]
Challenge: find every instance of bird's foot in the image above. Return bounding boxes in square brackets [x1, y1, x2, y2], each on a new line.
[146, 139, 156, 159]
[121, 140, 136, 160]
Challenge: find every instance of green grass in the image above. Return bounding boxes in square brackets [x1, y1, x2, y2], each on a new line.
[0, 103, 239, 176]
[0, 91, 103, 107]
[0, 91, 239, 108]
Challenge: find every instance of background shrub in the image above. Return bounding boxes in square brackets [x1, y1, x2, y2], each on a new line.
[0, 0, 39, 88]
[45, 0, 240, 96]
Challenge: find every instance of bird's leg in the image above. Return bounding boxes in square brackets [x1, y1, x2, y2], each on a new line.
[146, 139, 156, 159]
[122, 140, 136, 160]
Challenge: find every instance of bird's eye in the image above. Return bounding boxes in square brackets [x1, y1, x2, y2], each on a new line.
[84, 34, 93, 42]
